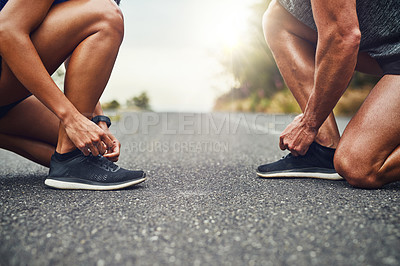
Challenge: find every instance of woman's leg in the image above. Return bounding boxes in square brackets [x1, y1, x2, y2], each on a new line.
[0, 0, 123, 164]
[0, 133, 55, 167]
[0, 96, 59, 167]
[50, 1, 124, 153]
[335, 75, 400, 188]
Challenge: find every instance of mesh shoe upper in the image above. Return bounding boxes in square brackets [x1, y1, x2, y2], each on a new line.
[257, 142, 336, 173]
[49, 151, 145, 184]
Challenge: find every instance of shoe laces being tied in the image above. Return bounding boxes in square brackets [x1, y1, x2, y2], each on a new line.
[87, 154, 120, 172]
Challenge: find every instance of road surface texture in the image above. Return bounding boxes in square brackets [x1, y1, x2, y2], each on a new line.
[1, 113, 399, 266]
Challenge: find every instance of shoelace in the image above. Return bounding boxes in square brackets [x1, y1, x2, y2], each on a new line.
[282, 153, 292, 159]
[88, 155, 119, 171]
[282, 153, 296, 159]
[281, 153, 308, 160]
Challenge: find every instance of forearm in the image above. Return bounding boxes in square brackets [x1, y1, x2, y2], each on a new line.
[0, 0, 79, 122]
[303, 33, 360, 130]
[0, 33, 78, 121]
[304, 0, 361, 130]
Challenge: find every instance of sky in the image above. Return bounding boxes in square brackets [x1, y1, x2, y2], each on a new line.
[101, 0, 260, 112]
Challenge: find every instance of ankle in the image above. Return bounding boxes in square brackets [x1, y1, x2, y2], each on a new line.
[56, 141, 78, 154]
[53, 149, 81, 161]
[315, 134, 339, 149]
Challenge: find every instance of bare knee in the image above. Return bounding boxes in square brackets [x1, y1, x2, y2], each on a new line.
[334, 146, 383, 189]
[262, 0, 285, 49]
[262, 0, 317, 51]
[89, 0, 124, 43]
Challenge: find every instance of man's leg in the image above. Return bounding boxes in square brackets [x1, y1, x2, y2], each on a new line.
[335, 75, 400, 188]
[257, 0, 341, 179]
[257, 0, 336, 179]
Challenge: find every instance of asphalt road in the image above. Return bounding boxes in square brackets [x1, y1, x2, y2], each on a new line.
[1, 113, 399, 266]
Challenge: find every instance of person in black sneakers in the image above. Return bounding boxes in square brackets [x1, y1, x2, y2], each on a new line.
[258, 0, 400, 188]
[0, 0, 146, 190]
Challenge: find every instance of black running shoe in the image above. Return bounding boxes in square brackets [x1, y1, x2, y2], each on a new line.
[45, 150, 146, 190]
[257, 142, 343, 180]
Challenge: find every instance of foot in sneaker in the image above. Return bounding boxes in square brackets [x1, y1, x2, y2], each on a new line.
[45, 149, 146, 190]
[257, 142, 343, 180]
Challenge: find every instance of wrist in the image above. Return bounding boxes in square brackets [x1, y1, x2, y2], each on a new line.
[58, 105, 80, 125]
[92, 115, 111, 128]
[300, 112, 319, 132]
[303, 96, 323, 131]
[97, 121, 109, 131]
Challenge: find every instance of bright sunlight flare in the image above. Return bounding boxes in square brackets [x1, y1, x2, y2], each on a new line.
[206, 4, 251, 51]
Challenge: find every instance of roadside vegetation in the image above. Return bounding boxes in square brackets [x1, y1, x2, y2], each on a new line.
[102, 91, 151, 111]
[213, 0, 380, 116]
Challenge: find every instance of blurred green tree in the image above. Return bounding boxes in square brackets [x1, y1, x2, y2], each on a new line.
[126, 92, 151, 111]
[102, 100, 120, 110]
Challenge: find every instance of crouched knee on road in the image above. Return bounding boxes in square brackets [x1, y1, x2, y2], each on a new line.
[334, 149, 383, 189]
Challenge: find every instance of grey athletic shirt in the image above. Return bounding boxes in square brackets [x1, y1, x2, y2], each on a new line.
[277, 0, 400, 73]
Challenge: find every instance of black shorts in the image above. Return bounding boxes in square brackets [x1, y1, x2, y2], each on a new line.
[0, 95, 32, 119]
[0, 58, 32, 120]
[377, 56, 400, 76]
[0, 56, 32, 119]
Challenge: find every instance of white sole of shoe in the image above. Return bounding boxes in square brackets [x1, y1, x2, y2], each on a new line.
[257, 171, 343, 180]
[45, 177, 147, 190]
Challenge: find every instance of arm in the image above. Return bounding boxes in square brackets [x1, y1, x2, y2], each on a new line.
[0, 1, 113, 154]
[305, 0, 361, 128]
[0, 0, 75, 120]
[279, 0, 361, 155]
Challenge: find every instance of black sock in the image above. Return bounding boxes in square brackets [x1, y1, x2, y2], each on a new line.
[53, 149, 81, 161]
